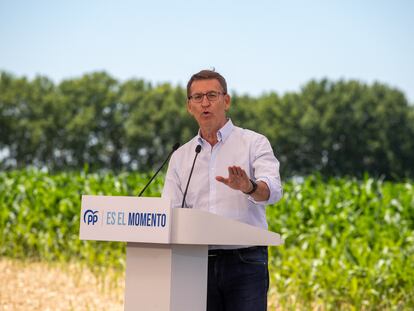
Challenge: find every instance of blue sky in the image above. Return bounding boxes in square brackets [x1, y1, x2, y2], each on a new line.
[1, 0, 413, 101]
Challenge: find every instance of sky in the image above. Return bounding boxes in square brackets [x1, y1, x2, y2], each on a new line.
[1, 0, 413, 101]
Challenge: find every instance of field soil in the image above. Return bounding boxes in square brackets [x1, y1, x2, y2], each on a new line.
[0, 258, 284, 310]
[0, 258, 124, 311]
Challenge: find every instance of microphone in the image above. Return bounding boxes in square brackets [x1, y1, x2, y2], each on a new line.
[181, 145, 202, 208]
[138, 142, 180, 197]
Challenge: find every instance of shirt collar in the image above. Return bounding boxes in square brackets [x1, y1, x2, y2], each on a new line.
[197, 119, 234, 145]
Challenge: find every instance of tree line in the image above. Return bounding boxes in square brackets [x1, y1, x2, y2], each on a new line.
[1, 70, 413, 179]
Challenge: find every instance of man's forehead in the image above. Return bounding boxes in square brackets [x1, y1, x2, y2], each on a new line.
[190, 79, 222, 93]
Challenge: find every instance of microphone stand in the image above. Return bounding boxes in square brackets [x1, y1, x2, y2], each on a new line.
[181, 145, 202, 208]
[138, 142, 180, 197]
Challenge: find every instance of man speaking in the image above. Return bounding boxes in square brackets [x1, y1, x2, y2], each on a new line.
[162, 69, 282, 311]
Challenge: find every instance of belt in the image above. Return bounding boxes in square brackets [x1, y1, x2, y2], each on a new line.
[208, 246, 266, 257]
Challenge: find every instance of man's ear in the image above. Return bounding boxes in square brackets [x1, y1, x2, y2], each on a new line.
[187, 100, 193, 115]
[224, 94, 231, 111]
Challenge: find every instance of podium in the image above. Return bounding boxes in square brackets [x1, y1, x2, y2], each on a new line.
[80, 195, 283, 311]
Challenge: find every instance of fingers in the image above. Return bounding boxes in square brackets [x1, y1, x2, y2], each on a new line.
[217, 166, 250, 191]
[216, 176, 229, 185]
[240, 168, 248, 179]
[228, 166, 246, 177]
[218, 166, 249, 181]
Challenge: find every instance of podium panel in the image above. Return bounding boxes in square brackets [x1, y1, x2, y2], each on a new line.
[79, 196, 283, 311]
[125, 243, 208, 311]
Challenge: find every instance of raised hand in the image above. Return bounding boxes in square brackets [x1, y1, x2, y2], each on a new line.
[216, 166, 252, 193]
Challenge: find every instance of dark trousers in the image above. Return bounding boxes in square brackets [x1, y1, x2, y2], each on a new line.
[207, 246, 269, 311]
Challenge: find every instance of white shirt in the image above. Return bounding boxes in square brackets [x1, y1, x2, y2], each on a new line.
[162, 119, 283, 241]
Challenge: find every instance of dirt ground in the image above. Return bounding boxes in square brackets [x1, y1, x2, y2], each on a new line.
[0, 257, 283, 310]
[0, 258, 124, 311]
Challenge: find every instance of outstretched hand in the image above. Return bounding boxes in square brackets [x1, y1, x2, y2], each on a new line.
[216, 166, 252, 193]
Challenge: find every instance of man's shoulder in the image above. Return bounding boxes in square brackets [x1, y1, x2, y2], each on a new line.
[231, 125, 268, 142]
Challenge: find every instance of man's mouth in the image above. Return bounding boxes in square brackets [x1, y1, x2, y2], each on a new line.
[202, 111, 211, 116]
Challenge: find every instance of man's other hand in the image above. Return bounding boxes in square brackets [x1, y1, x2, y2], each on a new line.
[216, 166, 252, 193]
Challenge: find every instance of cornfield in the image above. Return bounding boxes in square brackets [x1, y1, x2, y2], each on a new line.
[0, 170, 413, 310]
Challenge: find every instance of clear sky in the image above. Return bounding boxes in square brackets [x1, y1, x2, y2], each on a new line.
[1, 0, 413, 101]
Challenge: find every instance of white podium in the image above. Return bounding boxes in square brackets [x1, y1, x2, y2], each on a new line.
[80, 195, 283, 311]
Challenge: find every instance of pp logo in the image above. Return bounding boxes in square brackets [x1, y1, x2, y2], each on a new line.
[84, 209, 99, 225]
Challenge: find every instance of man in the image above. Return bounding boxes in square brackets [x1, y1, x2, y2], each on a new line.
[162, 70, 282, 311]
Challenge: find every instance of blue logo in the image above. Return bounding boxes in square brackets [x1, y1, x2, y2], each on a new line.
[84, 209, 99, 225]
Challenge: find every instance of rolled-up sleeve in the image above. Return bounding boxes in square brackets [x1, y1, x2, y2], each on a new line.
[248, 134, 283, 205]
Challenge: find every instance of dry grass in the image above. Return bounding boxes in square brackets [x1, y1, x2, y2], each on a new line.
[0, 257, 288, 310]
[0, 258, 124, 311]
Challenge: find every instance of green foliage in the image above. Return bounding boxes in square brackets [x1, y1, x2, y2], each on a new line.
[0, 170, 413, 309]
[267, 175, 414, 309]
[0, 169, 162, 271]
[122, 81, 196, 168]
[1, 71, 414, 179]
[290, 80, 414, 178]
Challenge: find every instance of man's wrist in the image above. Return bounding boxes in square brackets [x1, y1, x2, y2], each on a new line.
[242, 179, 258, 195]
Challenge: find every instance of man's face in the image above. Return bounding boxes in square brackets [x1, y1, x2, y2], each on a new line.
[187, 79, 231, 131]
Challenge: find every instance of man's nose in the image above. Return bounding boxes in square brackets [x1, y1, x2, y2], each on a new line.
[201, 95, 211, 107]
